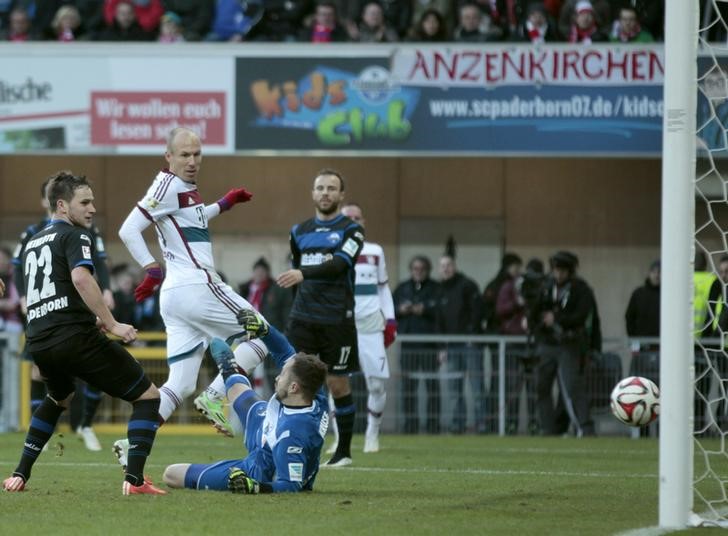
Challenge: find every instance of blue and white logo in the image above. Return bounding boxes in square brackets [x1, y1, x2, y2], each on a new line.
[351, 66, 399, 105]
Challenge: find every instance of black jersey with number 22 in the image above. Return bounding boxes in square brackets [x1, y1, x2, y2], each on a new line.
[22, 220, 97, 351]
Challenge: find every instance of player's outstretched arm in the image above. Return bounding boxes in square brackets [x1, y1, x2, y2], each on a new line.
[216, 187, 253, 212]
[72, 266, 137, 343]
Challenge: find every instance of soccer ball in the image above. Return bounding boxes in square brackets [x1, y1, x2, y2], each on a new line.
[609, 376, 660, 427]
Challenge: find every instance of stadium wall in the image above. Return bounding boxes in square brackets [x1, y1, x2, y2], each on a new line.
[0, 154, 661, 340]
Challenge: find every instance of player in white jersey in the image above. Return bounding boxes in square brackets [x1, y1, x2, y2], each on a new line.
[340, 203, 396, 453]
[117, 127, 268, 434]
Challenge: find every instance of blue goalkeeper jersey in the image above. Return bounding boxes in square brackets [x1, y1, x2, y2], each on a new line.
[245, 390, 329, 492]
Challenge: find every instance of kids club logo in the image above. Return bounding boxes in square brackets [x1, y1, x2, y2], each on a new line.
[248, 65, 419, 146]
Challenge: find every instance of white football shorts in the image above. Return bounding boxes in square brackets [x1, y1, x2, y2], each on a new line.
[160, 282, 262, 360]
[357, 330, 390, 379]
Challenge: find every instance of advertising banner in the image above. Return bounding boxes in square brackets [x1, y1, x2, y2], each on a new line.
[236, 45, 665, 155]
[0, 55, 234, 154]
[235, 56, 417, 151]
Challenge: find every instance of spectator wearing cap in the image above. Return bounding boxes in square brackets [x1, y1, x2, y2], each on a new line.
[559, 0, 610, 37]
[609, 5, 653, 43]
[567, 0, 607, 43]
[533, 250, 597, 436]
[512, 2, 561, 43]
[158, 11, 184, 41]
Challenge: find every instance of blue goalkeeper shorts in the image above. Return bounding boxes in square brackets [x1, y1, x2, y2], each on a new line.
[184, 400, 269, 491]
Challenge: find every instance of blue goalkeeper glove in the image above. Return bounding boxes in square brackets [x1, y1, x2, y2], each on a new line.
[228, 467, 260, 494]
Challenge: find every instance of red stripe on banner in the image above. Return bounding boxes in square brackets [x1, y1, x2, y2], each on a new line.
[0, 109, 87, 123]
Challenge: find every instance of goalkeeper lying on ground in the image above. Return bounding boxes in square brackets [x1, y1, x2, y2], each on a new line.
[163, 313, 330, 493]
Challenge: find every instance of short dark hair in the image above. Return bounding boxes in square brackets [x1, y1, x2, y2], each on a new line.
[315, 168, 345, 191]
[253, 256, 271, 272]
[290, 353, 328, 400]
[409, 255, 432, 272]
[46, 171, 91, 212]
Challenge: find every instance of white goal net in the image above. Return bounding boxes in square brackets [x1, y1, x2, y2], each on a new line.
[684, 0, 728, 527]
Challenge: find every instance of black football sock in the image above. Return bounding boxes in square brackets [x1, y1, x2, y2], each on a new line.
[333, 394, 355, 457]
[30, 380, 46, 414]
[14, 397, 65, 481]
[125, 398, 161, 487]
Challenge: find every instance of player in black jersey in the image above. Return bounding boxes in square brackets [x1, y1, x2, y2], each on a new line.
[11, 177, 112, 451]
[2, 171, 166, 495]
[276, 169, 364, 467]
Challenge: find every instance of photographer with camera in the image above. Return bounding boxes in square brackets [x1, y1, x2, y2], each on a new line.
[533, 251, 597, 437]
[496, 258, 544, 435]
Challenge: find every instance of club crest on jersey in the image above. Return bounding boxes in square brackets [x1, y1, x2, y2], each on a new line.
[326, 232, 340, 245]
[145, 197, 160, 209]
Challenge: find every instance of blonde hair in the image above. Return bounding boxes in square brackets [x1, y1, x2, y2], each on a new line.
[52, 5, 80, 33]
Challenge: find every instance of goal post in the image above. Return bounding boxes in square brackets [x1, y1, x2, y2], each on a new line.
[659, 0, 698, 529]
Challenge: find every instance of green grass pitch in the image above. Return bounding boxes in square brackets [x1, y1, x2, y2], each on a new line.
[0, 432, 722, 535]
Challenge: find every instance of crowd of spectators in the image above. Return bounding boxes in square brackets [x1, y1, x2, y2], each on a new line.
[0, 0, 668, 44]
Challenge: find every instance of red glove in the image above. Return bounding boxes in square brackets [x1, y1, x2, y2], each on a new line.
[217, 187, 253, 212]
[384, 319, 397, 348]
[134, 267, 163, 303]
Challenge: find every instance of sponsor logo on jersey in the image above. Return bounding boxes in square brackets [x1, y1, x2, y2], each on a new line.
[25, 232, 57, 251]
[301, 252, 333, 266]
[178, 190, 203, 208]
[288, 463, 303, 482]
[27, 296, 69, 321]
[342, 238, 359, 257]
[287, 445, 303, 454]
[354, 231, 364, 242]
[82, 245, 91, 259]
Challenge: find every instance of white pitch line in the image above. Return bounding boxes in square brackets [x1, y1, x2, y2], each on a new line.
[613, 526, 673, 536]
[0, 459, 656, 479]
